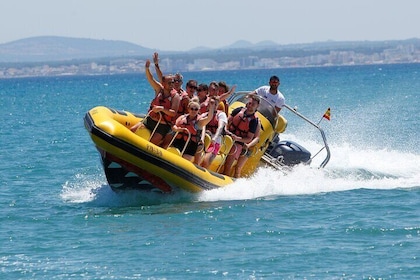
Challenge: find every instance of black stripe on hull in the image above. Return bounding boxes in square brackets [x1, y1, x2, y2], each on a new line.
[84, 112, 228, 191]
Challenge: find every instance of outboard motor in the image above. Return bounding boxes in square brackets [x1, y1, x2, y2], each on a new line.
[266, 135, 311, 166]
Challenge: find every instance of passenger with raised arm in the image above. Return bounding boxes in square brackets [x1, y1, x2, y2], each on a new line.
[250, 75, 285, 113]
[222, 94, 260, 177]
[171, 97, 216, 162]
[130, 59, 180, 146]
[153, 52, 188, 118]
[161, 79, 198, 149]
[218, 81, 236, 116]
[208, 81, 228, 112]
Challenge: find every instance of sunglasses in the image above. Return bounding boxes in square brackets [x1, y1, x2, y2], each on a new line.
[188, 85, 197, 90]
[174, 79, 182, 82]
[189, 107, 199, 111]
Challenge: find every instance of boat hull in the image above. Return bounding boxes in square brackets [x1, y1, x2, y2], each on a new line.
[84, 106, 234, 193]
[83, 92, 287, 193]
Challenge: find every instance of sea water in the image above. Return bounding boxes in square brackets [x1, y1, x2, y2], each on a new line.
[1, 64, 419, 279]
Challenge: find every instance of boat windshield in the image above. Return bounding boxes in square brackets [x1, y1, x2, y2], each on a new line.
[228, 91, 278, 128]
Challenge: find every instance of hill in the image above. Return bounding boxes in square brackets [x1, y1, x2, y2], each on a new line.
[1, 36, 420, 64]
[0, 36, 154, 63]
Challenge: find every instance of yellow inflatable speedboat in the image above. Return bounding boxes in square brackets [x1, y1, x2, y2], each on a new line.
[84, 92, 287, 193]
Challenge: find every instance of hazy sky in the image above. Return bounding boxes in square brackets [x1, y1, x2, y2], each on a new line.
[1, 0, 419, 51]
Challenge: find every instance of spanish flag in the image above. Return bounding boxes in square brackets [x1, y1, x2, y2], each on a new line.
[323, 108, 331, 121]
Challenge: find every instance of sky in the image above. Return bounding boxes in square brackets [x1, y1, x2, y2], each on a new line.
[1, 0, 419, 51]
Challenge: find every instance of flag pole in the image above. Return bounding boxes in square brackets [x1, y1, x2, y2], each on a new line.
[317, 116, 324, 126]
[317, 108, 331, 125]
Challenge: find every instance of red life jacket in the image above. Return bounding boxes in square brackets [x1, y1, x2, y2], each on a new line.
[176, 90, 190, 118]
[228, 108, 257, 138]
[175, 115, 201, 143]
[206, 110, 223, 135]
[148, 90, 176, 124]
[199, 97, 209, 114]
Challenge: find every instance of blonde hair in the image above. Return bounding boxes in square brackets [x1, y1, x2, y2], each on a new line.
[188, 96, 200, 109]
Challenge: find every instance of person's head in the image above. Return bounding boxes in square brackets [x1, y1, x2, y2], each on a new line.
[197, 84, 208, 100]
[173, 73, 184, 90]
[269, 75, 280, 89]
[208, 81, 219, 97]
[186, 79, 197, 96]
[209, 96, 220, 112]
[162, 75, 174, 91]
[188, 97, 200, 115]
[246, 94, 260, 112]
[218, 81, 229, 95]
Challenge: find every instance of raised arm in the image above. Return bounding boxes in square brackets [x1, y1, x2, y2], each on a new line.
[145, 59, 163, 95]
[197, 100, 216, 128]
[153, 52, 163, 83]
[219, 85, 236, 101]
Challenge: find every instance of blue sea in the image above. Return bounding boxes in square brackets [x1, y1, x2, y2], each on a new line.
[1, 64, 419, 279]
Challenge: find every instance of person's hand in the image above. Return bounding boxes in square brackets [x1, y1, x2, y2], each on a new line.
[153, 52, 159, 64]
[209, 99, 216, 107]
[145, 59, 151, 68]
[152, 105, 163, 113]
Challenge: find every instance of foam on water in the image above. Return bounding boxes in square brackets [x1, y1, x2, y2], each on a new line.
[61, 138, 420, 206]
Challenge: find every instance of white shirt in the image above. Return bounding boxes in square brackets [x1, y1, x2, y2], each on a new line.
[255, 86, 285, 109]
[212, 111, 227, 144]
[203, 111, 227, 144]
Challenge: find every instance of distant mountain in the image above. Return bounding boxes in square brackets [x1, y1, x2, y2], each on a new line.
[224, 40, 278, 49]
[190, 40, 287, 53]
[226, 40, 254, 49]
[1, 36, 419, 64]
[0, 36, 154, 63]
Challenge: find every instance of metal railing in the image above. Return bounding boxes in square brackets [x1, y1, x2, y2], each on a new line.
[282, 104, 331, 168]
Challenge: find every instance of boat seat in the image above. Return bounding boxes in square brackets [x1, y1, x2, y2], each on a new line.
[135, 127, 151, 140]
[213, 135, 235, 173]
[203, 133, 212, 152]
[167, 146, 181, 157]
[219, 135, 234, 156]
[276, 115, 288, 133]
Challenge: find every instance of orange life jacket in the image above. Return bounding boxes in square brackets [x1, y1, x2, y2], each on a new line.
[175, 115, 202, 143]
[199, 97, 209, 114]
[206, 110, 223, 135]
[148, 90, 176, 124]
[228, 107, 258, 138]
[176, 90, 190, 118]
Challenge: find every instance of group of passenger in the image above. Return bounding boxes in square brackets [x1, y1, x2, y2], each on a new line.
[130, 53, 285, 178]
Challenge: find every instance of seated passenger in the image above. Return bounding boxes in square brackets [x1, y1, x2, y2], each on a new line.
[222, 94, 260, 177]
[130, 59, 180, 146]
[234, 119, 261, 177]
[161, 79, 198, 149]
[171, 97, 215, 162]
[218, 81, 236, 117]
[197, 83, 209, 114]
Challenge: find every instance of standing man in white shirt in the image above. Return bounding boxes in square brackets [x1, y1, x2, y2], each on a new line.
[251, 75, 285, 113]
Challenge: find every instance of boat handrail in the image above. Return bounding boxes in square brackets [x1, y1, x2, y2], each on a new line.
[282, 104, 331, 168]
[167, 129, 191, 156]
[147, 112, 162, 142]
